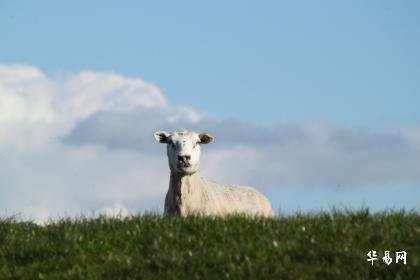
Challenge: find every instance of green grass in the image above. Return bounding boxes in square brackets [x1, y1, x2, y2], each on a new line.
[0, 210, 419, 279]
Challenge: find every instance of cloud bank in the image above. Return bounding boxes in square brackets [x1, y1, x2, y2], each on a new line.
[1, 64, 419, 220]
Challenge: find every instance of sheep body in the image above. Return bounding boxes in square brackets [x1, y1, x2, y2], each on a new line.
[165, 172, 274, 217]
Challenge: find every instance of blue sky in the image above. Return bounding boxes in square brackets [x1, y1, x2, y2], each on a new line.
[0, 1, 419, 219]
[2, 0, 419, 126]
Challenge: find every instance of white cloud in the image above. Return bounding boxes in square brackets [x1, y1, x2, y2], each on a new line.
[0, 64, 168, 127]
[1, 63, 419, 221]
[0, 64, 200, 221]
[98, 203, 133, 218]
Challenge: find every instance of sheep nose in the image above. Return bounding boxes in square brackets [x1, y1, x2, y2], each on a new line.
[178, 155, 191, 163]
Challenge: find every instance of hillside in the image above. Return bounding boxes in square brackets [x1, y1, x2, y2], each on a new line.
[1, 210, 419, 279]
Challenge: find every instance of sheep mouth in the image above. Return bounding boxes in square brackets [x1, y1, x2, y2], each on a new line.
[178, 162, 191, 168]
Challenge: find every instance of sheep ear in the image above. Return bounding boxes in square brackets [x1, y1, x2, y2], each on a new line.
[154, 131, 170, 143]
[199, 132, 214, 144]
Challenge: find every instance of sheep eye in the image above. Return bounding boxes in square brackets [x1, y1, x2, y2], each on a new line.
[170, 142, 176, 148]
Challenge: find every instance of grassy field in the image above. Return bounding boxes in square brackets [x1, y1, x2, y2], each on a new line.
[0, 210, 419, 279]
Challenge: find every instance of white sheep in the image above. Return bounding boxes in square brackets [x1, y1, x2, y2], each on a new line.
[154, 130, 274, 217]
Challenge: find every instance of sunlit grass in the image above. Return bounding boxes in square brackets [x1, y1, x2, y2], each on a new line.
[0, 209, 419, 279]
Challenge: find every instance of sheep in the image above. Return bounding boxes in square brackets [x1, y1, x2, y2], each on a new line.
[154, 130, 274, 217]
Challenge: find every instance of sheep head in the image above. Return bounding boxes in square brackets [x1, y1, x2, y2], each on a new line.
[154, 130, 214, 175]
